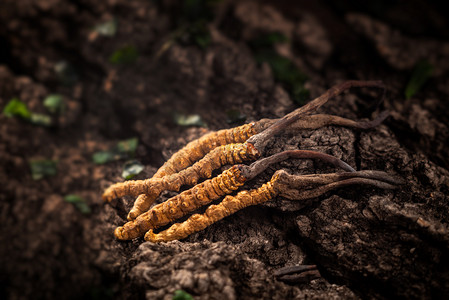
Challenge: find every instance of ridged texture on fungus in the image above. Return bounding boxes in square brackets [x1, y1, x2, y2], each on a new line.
[153, 122, 258, 178]
[145, 173, 280, 242]
[115, 166, 247, 240]
[102, 142, 260, 202]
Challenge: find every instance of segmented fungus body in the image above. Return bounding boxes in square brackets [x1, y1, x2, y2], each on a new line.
[103, 142, 260, 201]
[145, 174, 280, 242]
[115, 165, 247, 240]
[103, 80, 399, 243]
[153, 122, 259, 178]
[126, 124, 261, 219]
[145, 169, 400, 242]
[115, 149, 358, 240]
[125, 109, 389, 220]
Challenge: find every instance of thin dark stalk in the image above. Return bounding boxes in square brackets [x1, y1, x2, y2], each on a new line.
[247, 80, 385, 150]
[241, 149, 355, 180]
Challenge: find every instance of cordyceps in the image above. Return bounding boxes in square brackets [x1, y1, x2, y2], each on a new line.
[113, 149, 360, 240]
[103, 80, 388, 222]
[145, 167, 401, 243]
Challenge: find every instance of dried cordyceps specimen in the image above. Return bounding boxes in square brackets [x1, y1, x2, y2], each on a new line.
[125, 122, 258, 220]
[126, 109, 388, 221]
[103, 142, 261, 200]
[126, 110, 389, 220]
[150, 79, 384, 179]
[103, 80, 387, 222]
[103, 80, 399, 243]
[114, 165, 247, 240]
[152, 122, 258, 179]
[145, 169, 400, 242]
[114, 150, 357, 240]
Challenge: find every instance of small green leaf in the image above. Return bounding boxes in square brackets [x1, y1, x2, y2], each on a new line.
[117, 137, 138, 154]
[64, 194, 83, 203]
[30, 113, 52, 127]
[94, 19, 118, 37]
[92, 137, 139, 164]
[174, 113, 207, 127]
[29, 159, 57, 180]
[3, 98, 31, 119]
[121, 160, 144, 180]
[172, 290, 194, 300]
[109, 45, 138, 64]
[226, 109, 246, 124]
[76, 202, 91, 214]
[405, 60, 434, 99]
[92, 151, 115, 164]
[64, 194, 91, 214]
[44, 94, 65, 114]
[3, 98, 53, 126]
[54, 61, 78, 86]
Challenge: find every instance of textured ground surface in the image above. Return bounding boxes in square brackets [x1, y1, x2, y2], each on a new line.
[1, 1, 448, 299]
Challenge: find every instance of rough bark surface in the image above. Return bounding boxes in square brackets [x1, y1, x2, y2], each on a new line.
[1, 0, 448, 299]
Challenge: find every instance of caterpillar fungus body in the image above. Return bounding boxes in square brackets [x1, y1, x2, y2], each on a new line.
[144, 168, 401, 243]
[144, 172, 281, 242]
[153, 122, 258, 178]
[102, 142, 260, 202]
[114, 165, 247, 240]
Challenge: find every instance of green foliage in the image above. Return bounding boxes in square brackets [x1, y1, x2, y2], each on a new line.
[174, 113, 207, 127]
[121, 160, 144, 180]
[30, 113, 52, 126]
[3, 98, 53, 126]
[29, 159, 58, 180]
[3, 98, 31, 119]
[64, 194, 91, 214]
[44, 94, 65, 114]
[92, 152, 114, 165]
[94, 19, 118, 37]
[172, 290, 194, 300]
[109, 45, 138, 64]
[117, 137, 138, 153]
[92, 137, 139, 164]
[405, 60, 433, 99]
[226, 109, 246, 124]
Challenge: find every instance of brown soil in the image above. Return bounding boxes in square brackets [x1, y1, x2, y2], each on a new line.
[1, 1, 448, 299]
